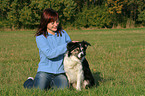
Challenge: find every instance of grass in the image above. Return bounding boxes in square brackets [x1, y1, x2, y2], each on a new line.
[0, 28, 145, 96]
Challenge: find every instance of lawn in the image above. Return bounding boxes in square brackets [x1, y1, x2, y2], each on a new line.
[0, 28, 145, 96]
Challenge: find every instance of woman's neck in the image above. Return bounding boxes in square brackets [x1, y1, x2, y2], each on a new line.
[47, 30, 55, 35]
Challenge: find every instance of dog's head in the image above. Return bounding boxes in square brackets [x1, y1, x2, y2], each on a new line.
[67, 41, 91, 59]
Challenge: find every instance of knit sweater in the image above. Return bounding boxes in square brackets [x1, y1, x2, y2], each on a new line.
[36, 30, 71, 74]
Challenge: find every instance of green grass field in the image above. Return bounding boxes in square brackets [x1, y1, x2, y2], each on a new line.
[0, 28, 145, 96]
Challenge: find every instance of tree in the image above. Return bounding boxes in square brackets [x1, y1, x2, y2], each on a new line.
[75, 5, 113, 28]
[7, 0, 20, 29]
[5, 0, 77, 29]
[0, 0, 13, 28]
[137, 0, 145, 25]
[105, 0, 123, 14]
[1, 0, 145, 29]
[138, 10, 145, 25]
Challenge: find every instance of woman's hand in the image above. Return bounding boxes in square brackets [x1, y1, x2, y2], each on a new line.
[72, 41, 79, 43]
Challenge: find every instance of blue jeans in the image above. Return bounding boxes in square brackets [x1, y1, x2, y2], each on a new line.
[23, 72, 69, 90]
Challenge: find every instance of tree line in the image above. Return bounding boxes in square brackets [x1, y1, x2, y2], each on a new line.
[0, 0, 145, 30]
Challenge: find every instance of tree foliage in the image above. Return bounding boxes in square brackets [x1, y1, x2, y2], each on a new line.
[75, 5, 112, 28]
[0, 0, 145, 29]
[138, 10, 145, 25]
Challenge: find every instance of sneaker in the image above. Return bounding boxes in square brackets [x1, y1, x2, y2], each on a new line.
[24, 77, 34, 89]
[27, 77, 34, 80]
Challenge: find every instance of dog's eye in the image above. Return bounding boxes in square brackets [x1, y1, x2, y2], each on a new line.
[73, 48, 79, 52]
[74, 49, 79, 52]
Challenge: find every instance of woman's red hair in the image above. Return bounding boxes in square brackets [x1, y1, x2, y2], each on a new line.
[35, 8, 62, 37]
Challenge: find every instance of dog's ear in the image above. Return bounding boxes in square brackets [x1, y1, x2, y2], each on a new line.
[67, 42, 77, 51]
[67, 42, 80, 50]
[67, 42, 80, 57]
[67, 42, 73, 57]
[82, 40, 91, 47]
[67, 42, 74, 50]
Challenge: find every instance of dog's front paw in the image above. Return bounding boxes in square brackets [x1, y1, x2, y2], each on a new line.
[76, 86, 81, 91]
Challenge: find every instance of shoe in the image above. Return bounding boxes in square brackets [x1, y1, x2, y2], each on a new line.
[27, 77, 34, 80]
[24, 77, 34, 89]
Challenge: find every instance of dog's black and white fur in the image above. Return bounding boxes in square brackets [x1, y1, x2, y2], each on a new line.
[64, 41, 95, 91]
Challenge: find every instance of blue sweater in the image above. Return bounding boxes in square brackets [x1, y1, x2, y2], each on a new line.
[36, 30, 71, 74]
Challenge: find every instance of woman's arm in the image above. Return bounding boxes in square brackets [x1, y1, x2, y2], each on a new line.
[63, 30, 71, 43]
[36, 35, 67, 59]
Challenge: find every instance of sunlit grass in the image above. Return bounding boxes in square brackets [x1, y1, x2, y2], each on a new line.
[0, 28, 145, 95]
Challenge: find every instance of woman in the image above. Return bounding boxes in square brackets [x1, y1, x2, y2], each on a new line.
[23, 8, 71, 90]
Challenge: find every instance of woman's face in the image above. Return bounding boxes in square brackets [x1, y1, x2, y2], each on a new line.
[47, 19, 59, 32]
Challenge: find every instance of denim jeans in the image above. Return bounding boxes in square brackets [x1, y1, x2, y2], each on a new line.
[23, 72, 69, 90]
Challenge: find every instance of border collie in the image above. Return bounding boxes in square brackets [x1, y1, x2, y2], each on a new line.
[64, 41, 95, 91]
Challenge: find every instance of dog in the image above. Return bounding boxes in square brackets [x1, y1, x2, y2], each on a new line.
[64, 41, 95, 91]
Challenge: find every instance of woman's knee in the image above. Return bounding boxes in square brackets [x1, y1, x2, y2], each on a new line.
[34, 72, 53, 90]
[52, 74, 69, 89]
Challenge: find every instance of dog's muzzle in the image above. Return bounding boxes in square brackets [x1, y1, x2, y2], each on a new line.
[78, 52, 84, 59]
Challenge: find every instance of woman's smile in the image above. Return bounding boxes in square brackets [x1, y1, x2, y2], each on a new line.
[47, 20, 59, 35]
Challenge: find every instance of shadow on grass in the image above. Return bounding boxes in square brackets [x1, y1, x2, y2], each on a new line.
[93, 72, 103, 87]
[93, 72, 115, 87]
